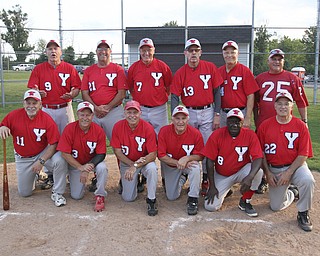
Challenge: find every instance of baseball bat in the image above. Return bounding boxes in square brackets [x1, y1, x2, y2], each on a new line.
[3, 139, 9, 210]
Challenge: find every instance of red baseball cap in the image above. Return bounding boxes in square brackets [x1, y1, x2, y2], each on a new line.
[227, 108, 244, 121]
[97, 40, 110, 49]
[124, 100, 141, 111]
[46, 40, 60, 48]
[77, 101, 94, 113]
[24, 89, 41, 101]
[222, 40, 239, 50]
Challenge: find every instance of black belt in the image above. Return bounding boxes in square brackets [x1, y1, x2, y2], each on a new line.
[15, 153, 37, 158]
[142, 105, 156, 108]
[222, 107, 245, 113]
[270, 164, 291, 168]
[186, 104, 211, 110]
[43, 102, 68, 109]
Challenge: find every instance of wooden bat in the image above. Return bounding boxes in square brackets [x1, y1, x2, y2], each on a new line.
[3, 139, 9, 210]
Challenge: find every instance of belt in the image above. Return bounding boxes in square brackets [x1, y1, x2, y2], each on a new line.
[186, 104, 211, 110]
[43, 102, 68, 109]
[270, 164, 291, 168]
[222, 107, 245, 113]
[15, 152, 37, 159]
[142, 105, 156, 108]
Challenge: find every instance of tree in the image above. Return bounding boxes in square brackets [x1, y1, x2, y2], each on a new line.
[163, 20, 179, 27]
[34, 39, 47, 64]
[302, 26, 318, 75]
[0, 5, 33, 62]
[253, 25, 272, 75]
[63, 46, 76, 64]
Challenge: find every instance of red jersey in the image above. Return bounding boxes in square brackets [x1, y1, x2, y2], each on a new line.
[0, 109, 60, 157]
[111, 119, 157, 161]
[28, 61, 81, 105]
[158, 124, 204, 161]
[127, 58, 172, 106]
[218, 63, 259, 108]
[171, 60, 223, 107]
[257, 116, 313, 166]
[57, 121, 106, 165]
[201, 127, 263, 177]
[255, 70, 308, 128]
[81, 63, 128, 106]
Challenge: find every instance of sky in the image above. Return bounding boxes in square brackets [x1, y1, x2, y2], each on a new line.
[0, 0, 318, 59]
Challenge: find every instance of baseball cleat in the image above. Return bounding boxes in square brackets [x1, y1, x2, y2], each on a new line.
[238, 198, 258, 217]
[297, 210, 312, 232]
[146, 198, 158, 216]
[187, 197, 198, 215]
[94, 195, 105, 212]
[51, 192, 66, 207]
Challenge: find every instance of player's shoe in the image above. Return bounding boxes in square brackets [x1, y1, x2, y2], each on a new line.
[238, 198, 258, 217]
[288, 184, 299, 201]
[255, 177, 268, 194]
[201, 179, 209, 197]
[146, 198, 158, 216]
[137, 173, 146, 193]
[297, 210, 312, 232]
[88, 175, 97, 192]
[187, 196, 198, 215]
[51, 192, 66, 207]
[94, 195, 105, 212]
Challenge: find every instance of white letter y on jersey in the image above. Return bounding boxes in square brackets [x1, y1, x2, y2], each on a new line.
[199, 75, 211, 89]
[235, 146, 248, 162]
[33, 129, 46, 141]
[135, 136, 146, 152]
[58, 73, 70, 86]
[106, 73, 117, 86]
[87, 141, 97, 154]
[285, 132, 299, 149]
[230, 76, 243, 90]
[182, 145, 195, 156]
[151, 72, 163, 86]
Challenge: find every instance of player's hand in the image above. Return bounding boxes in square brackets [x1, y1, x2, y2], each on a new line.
[205, 185, 219, 204]
[80, 171, 89, 184]
[243, 116, 251, 128]
[266, 171, 277, 187]
[34, 85, 47, 98]
[186, 161, 198, 168]
[276, 169, 292, 186]
[95, 105, 108, 118]
[124, 166, 136, 181]
[0, 126, 11, 139]
[31, 161, 43, 174]
[177, 156, 189, 170]
[136, 157, 146, 165]
[240, 176, 253, 194]
[213, 115, 220, 130]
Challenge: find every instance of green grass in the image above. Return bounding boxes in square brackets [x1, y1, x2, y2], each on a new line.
[0, 72, 320, 171]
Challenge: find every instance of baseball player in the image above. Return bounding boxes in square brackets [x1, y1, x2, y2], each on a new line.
[254, 49, 309, 194]
[128, 37, 172, 135]
[202, 108, 263, 217]
[57, 101, 108, 212]
[81, 39, 128, 141]
[28, 39, 81, 189]
[257, 92, 314, 232]
[219, 40, 259, 128]
[28, 40, 81, 133]
[0, 89, 68, 207]
[158, 105, 204, 215]
[254, 49, 308, 130]
[171, 38, 223, 196]
[110, 100, 158, 216]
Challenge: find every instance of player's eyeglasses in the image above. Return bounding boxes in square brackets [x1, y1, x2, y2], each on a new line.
[187, 48, 201, 53]
[97, 47, 110, 52]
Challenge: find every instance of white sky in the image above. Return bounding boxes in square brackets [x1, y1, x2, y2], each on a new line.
[0, 0, 318, 57]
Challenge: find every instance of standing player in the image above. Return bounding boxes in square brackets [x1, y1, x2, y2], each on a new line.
[28, 40, 81, 133]
[257, 92, 314, 231]
[57, 102, 108, 212]
[158, 105, 204, 215]
[202, 108, 263, 217]
[0, 89, 68, 207]
[111, 100, 158, 216]
[28, 39, 81, 188]
[254, 49, 308, 129]
[127, 37, 172, 135]
[81, 40, 128, 141]
[219, 40, 259, 128]
[254, 49, 309, 194]
[171, 38, 223, 196]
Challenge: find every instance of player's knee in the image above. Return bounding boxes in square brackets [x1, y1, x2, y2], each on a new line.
[19, 190, 33, 197]
[122, 193, 137, 202]
[204, 201, 220, 212]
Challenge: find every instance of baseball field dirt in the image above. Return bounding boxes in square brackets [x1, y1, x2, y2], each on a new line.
[0, 154, 319, 256]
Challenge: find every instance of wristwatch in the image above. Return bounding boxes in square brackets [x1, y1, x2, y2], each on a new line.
[133, 162, 138, 168]
[39, 158, 46, 165]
